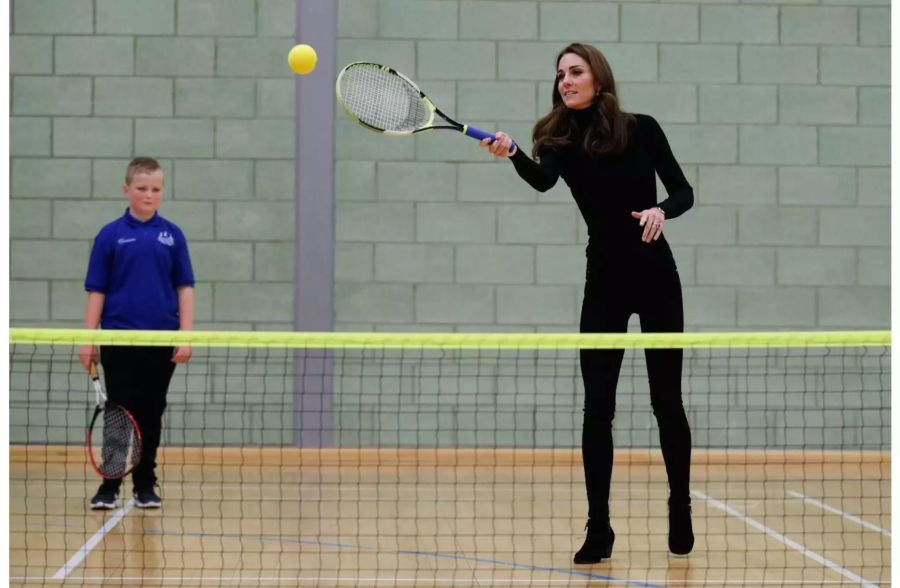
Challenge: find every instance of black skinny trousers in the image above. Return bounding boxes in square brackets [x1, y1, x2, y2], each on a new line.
[579, 264, 692, 520]
[99, 345, 176, 493]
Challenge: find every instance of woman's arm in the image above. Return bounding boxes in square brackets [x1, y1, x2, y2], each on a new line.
[644, 116, 693, 219]
[479, 132, 560, 193]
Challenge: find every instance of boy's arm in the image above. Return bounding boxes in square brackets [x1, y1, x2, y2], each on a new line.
[172, 285, 194, 363]
[78, 291, 105, 371]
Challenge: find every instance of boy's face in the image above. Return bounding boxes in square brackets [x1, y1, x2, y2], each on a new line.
[123, 170, 164, 221]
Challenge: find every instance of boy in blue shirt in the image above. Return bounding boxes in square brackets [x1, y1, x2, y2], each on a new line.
[78, 157, 195, 510]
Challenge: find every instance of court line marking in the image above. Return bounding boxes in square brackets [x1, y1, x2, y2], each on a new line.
[692, 490, 878, 588]
[51, 498, 135, 580]
[786, 489, 891, 537]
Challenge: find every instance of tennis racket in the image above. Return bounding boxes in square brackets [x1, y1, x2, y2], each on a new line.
[86, 363, 142, 479]
[336, 61, 516, 149]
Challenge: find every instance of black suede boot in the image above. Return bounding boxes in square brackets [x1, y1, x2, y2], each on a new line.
[573, 519, 615, 564]
[668, 499, 694, 556]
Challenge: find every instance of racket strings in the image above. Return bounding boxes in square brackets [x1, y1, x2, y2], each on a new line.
[339, 65, 430, 132]
[94, 407, 141, 478]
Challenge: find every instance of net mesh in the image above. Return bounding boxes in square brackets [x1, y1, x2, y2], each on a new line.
[337, 63, 431, 133]
[9, 329, 891, 587]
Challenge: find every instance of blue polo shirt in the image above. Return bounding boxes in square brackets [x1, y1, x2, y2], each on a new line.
[85, 209, 195, 330]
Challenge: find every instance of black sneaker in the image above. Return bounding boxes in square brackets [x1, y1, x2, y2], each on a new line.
[134, 487, 162, 509]
[90, 488, 118, 510]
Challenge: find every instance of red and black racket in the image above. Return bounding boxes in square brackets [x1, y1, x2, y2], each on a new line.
[86, 363, 142, 479]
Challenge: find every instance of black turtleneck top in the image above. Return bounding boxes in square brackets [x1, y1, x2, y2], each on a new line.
[509, 112, 693, 271]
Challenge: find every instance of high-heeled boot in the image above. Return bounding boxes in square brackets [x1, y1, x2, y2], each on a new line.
[573, 518, 615, 564]
[668, 499, 694, 556]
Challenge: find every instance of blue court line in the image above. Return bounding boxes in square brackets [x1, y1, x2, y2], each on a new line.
[139, 527, 664, 587]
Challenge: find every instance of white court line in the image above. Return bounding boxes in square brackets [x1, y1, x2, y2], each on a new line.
[786, 490, 891, 537]
[52, 498, 135, 580]
[692, 490, 878, 588]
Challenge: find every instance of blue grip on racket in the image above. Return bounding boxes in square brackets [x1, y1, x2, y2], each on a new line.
[464, 125, 517, 152]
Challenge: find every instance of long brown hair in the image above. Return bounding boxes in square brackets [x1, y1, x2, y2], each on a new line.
[532, 43, 635, 158]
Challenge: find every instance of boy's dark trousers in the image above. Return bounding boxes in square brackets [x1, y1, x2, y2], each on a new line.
[579, 263, 692, 520]
[98, 345, 176, 493]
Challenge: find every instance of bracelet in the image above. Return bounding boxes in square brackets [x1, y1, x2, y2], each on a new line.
[655, 206, 665, 217]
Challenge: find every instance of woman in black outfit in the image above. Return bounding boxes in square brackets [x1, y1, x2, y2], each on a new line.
[480, 43, 694, 563]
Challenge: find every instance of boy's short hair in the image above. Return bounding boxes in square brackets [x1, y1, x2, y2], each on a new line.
[125, 157, 162, 185]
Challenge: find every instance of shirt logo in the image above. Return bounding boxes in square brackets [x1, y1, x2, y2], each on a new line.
[117, 238, 136, 244]
[157, 231, 175, 247]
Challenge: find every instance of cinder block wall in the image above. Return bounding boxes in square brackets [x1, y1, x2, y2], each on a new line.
[9, 0, 890, 332]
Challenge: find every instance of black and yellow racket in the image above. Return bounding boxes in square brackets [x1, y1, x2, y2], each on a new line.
[336, 61, 515, 149]
[86, 363, 142, 479]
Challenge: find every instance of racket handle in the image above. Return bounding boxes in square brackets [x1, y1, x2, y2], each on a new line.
[464, 125, 517, 152]
[90, 362, 99, 379]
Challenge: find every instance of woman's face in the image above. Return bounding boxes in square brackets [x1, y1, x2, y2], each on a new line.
[557, 52, 597, 111]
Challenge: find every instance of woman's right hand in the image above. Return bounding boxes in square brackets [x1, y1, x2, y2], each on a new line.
[479, 132, 517, 158]
[78, 345, 98, 372]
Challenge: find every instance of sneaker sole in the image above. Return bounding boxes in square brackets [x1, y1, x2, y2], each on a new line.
[90, 503, 116, 510]
[134, 502, 161, 509]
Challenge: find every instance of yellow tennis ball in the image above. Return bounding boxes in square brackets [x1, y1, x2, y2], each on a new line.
[288, 44, 317, 75]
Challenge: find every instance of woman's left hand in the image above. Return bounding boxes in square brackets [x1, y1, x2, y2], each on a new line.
[631, 208, 665, 243]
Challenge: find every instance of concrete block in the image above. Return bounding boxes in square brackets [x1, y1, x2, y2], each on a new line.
[12, 158, 90, 198]
[11, 36, 52, 73]
[779, 86, 856, 124]
[13, 0, 93, 33]
[256, 161, 295, 200]
[778, 167, 855, 206]
[496, 285, 576, 325]
[10, 199, 51, 238]
[337, 283, 415, 323]
[623, 5, 698, 42]
[663, 206, 736, 245]
[11, 240, 91, 279]
[456, 245, 535, 284]
[820, 128, 889, 166]
[217, 38, 294, 77]
[10, 280, 50, 320]
[13, 77, 91, 115]
[776, 247, 856, 285]
[258, 0, 295, 36]
[415, 284, 494, 324]
[738, 206, 817, 246]
[97, 0, 175, 34]
[374, 244, 454, 283]
[661, 45, 737, 83]
[698, 165, 776, 205]
[338, 202, 415, 242]
[539, 3, 618, 41]
[163, 202, 215, 240]
[497, 204, 577, 244]
[821, 48, 889, 86]
[95, 77, 173, 117]
[257, 79, 293, 117]
[536, 245, 586, 285]
[417, 203, 496, 243]
[380, 0, 457, 39]
[858, 168, 889, 207]
[697, 247, 775, 285]
[819, 208, 888, 246]
[137, 37, 215, 76]
[858, 248, 889, 286]
[335, 121, 415, 160]
[740, 46, 817, 84]
[739, 126, 817, 165]
[457, 163, 539, 203]
[176, 79, 255, 117]
[701, 6, 778, 42]
[338, 40, 416, 78]
[737, 287, 816, 327]
[255, 242, 294, 281]
[860, 8, 890, 46]
[50, 280, 86, 320]
[10, 117, 51, 156]
[418, 41, 496, 80]
[458, 82, 537, 120]
[54, 118, 133, 157]
[55, 36, 133, 75]
[215, 282, 293, 323]
[461, 1, 537, 40]
[338, 0, 377, 37]
[92, 159, 135, 198]
[336, 243, 373, 282]
[216, 201, 294, 240]
[174, 160, 254, 200]
[136, 118, 214, 158]
[619, 84, 697, 123]
[337, 161, 377, 201]
[189, 242, 253, 281]
[53, 200, 129, 238]
[859, 87, 890, 125]
[216, 120, 294, 159]
[178, 0, 255, 35]
[665, 125, 738, 164]
[377, 163, 457, 201]
[781, 7, 857, 44]
[818, 287, 889, 328]
[700, 85, 776, 123]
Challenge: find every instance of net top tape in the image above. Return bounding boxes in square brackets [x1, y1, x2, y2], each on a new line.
[9, 328, 891, 349]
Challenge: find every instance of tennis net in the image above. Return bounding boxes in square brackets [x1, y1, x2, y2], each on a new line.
[9, 329, 891, 587]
